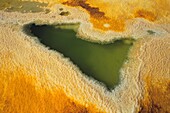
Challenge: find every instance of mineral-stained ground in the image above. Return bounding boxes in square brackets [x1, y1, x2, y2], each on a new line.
[0, 0, 169, 113]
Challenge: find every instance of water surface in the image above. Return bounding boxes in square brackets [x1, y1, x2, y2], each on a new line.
[30, 24, 133, 89]
[0, 0, 48, 13]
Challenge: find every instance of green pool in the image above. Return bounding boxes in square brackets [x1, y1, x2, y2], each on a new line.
[0, 0, 48, 13]
[29, 24, 133, 89]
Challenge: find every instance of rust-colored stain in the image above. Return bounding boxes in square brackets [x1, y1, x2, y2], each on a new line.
[135, 10, 156, 22]
[63, 0, 105, 18]
[138, 76, 170, 113]
[63, 0, 125, 32]
[0, 66, 103, 113]
[63, 0, 160, 32]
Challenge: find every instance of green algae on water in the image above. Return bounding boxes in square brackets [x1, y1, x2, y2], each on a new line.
[30, 24, 133, 89]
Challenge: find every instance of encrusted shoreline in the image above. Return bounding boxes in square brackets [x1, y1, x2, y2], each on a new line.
[0, 1, 169, 113]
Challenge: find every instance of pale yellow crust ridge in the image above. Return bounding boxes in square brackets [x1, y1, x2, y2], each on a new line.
[138, 37, 170, 112]
[0, 23, 144, 113]
[0, 0, 170, 113]
[21, 0, 170, 34]
[0, 21, 169, 113]
[0, 4, 169, 42]
[0, 24, 106, 113]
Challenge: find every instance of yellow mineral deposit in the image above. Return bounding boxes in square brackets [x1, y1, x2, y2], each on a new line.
[138, 37, 170, 113]
[22, 0, 170, 31]
[0, 24, 106, 113]
[0, 66, 102, 113]
[0, 0, 170, 113]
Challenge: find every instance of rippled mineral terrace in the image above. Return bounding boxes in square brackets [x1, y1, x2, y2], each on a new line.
[0, 0, 170, 113]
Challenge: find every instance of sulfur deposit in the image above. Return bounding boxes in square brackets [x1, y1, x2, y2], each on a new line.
[0, 0, 169, 113]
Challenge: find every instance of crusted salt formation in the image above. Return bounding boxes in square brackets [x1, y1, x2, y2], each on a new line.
[0, 0, 169, 113]
[21, 0, 170, 39]
[0, 22, 144, 113]
[0, 24, 106, 113]
[138, 37, 170, 113]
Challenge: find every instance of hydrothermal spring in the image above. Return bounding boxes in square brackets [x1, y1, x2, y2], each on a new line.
[29, 24, 133, 89]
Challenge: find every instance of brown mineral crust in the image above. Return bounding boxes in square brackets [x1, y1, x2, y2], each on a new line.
[62, 0, 170, 32]
[134, 9, 157, 22]
[139, 77, 170, 113]
[14, 0, 170, 34]
[0, 0, 170, 112]
[63, 0, 105, 19]
[63, 0, 125, 32]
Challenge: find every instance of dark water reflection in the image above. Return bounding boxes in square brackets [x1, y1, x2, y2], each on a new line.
[29, 24, 133, 89]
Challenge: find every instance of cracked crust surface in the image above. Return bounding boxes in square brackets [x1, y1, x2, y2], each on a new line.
[0, 0, 169, 113]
